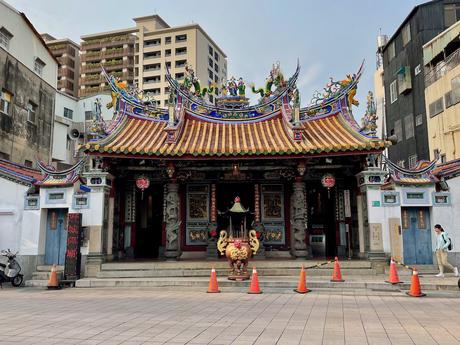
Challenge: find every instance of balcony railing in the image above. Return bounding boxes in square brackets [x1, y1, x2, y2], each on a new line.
[81, 35, 134, 50]
[79, 85, 111, 97]
[425, 48, 460, 87]
[81, 63, 101, 74]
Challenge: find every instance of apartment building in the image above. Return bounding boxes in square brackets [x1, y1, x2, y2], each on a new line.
[424, 20, 460, 163]
[0, 0, 57, 166]
[79, 15, 227, 105]
[134, 15, 227, 106]
[382, 0, 460, 168]
[79, 28, 136, 97]
[42, 34, 80, 97]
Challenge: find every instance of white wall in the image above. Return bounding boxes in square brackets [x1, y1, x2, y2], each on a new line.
[0, 0, 57, 88]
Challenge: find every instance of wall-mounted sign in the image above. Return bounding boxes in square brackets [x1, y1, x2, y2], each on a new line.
[372, 200, 381, 207]
[65, 213, 82, 280]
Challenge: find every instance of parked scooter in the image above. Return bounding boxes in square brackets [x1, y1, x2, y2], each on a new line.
[0, 249, 24, 287]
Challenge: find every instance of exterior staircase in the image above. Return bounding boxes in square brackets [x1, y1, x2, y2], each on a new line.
[25, 265, 64, 287]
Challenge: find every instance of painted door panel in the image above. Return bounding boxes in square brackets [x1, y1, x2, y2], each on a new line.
[402, 208, 432, 265]
[45, 209, 68, 265]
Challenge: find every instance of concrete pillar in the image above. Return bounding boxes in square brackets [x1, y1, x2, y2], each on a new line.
[164, 183, 181, 259]
[82, 170, 112, 277]
[356, 167, 387, 269]
[290, 179, 308, 258]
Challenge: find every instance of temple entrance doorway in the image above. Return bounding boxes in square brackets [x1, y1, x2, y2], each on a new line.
[307, 185, 337, 258]
[135, 184, 164, 258]
[216, 183, 255, 236]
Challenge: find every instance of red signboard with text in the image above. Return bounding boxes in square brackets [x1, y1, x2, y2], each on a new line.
[65, 213, 82, 280]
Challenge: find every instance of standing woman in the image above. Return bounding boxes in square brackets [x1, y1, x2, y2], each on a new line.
[434, 224, 458, 277]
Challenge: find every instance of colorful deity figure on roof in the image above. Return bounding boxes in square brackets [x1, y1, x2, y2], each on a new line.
[182, 64, 215, 99]
[238, 77, 246, 97]
[228, 77, 238, 96]
[360, 91, 378, 137]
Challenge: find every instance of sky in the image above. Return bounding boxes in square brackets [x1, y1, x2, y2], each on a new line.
[7, 0, 424, 118]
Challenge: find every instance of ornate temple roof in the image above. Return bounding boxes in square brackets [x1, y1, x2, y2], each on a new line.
[82, 61, 389, 159]
[0, 159, 42, 186]
[85, 113, 385, 158]
[35, 159, 85, 187]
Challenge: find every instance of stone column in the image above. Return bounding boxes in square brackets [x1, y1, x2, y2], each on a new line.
[206, 184, 218, 259]
[253, 184, 265, 258]
[164, 183, 181, 260]
[290, 179, 308, 258]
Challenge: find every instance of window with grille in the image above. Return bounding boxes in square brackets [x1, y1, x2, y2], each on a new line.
[402, 23, 411, 46]
[404, 114, 414, 139]
[390, 80, 397, 103]
[33, 58, 45, 76]
[27, 102, 37, 123]
[85, 111, 93, 120]
[63, 107, 73, 119]
[0, 27, 13, 50]
[429, 97, 444, 117]
[0, 90, 12, 115]
[415, 114, 423, 126]
[408, 154, 417, 169]
[394, 119, 402, 142]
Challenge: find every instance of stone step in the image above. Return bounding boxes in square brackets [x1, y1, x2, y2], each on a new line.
[384, 264, 439, 276]
[31, 271, 64, 280]
[100, 260, 372, 271]
[35, 265, 64, 272]
[96, 267, 376, 278]
[73, 276, 460, 292]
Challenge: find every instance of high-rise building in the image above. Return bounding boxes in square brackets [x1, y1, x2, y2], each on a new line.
[42, 34, 81, 97]
[78, 15, 227, 104]
[79, 28, 136, 98]
[382, 0, 460, 168]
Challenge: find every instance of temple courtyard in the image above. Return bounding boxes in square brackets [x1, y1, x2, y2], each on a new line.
[1, 287, 460, 345]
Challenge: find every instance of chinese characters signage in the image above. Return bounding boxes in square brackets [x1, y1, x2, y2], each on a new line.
[64, 213, 82, 280]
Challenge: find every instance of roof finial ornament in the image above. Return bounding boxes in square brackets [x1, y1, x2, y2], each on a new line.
[360, 91, 378, 137]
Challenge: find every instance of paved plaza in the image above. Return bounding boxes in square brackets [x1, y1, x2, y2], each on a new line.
[1, 288, 460, 345]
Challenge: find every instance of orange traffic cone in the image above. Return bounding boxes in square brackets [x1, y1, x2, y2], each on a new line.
[248, 267, 262, 294]
[294, 265, 310, 294]
[47, 264, 60, 290]
[331, 257, 345, 282]
[207, 267, 220, 293]
[386, 257, 402, 284]
[406, 268, 426, 297]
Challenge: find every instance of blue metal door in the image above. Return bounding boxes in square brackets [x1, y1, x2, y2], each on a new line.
[45, 209, 68, 265]
[402, 208, 432, 265]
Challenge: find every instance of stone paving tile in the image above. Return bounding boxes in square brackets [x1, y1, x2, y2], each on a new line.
[1, 288, 460, 345]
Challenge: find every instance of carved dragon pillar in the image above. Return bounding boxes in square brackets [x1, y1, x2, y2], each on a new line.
[290, 178, 308, 258]
[164, 182, 181, 260]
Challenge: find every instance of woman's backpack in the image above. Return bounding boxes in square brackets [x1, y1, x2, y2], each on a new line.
[443, 233, 453, 251]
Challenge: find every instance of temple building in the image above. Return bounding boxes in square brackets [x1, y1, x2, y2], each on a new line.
[54, 60, 390, 276]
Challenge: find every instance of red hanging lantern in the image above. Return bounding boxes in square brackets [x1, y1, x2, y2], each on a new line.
[321, 173, 335, 189]
[321, 173, 335, 198]
[136, 176, 150, 199]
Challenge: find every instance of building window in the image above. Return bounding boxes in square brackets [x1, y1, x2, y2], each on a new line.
[214, 63, 219, 73]
[24, 160, 33, 168]
[445, 91, 453, 108]
[402, 23, 411, 46]
[165, 61, 171, 68]
[0, 90, 12, 115]
[208, 69, 213, 80]
[175, 59, 187, 68]
[444, 4, 460, 28]
[214, 75, 219, 83]
[414, 64, 421, 76]
[0, 27, 13, 50]
[85, 111, 93, 120]
[175, 47, 187, 55]
[404, 114, 414, 140]
[0, 151, 10, 160]
[209, 57, 213, 67]
[214, 52, 219, 61]
[408, 154, 417, 169]
[397, 66, 412, 94]
[175, 34, 187, 42]
[175, 72, 184, 80]
[33, 58, 46, 76]
[451, 75, 460, 104]
[394, 119, 402, 142]
[165, 36, 171, 44]
[27, 102, 37, 123]
[165, 49, 171, 57]
[208, 45, 213, 56]
[390, 80, 397, 103]
[63, 107, 73, 119]
[415, 114, 423, 126]
[388, 41, 395, 61]
[429, 97, 444, 117]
